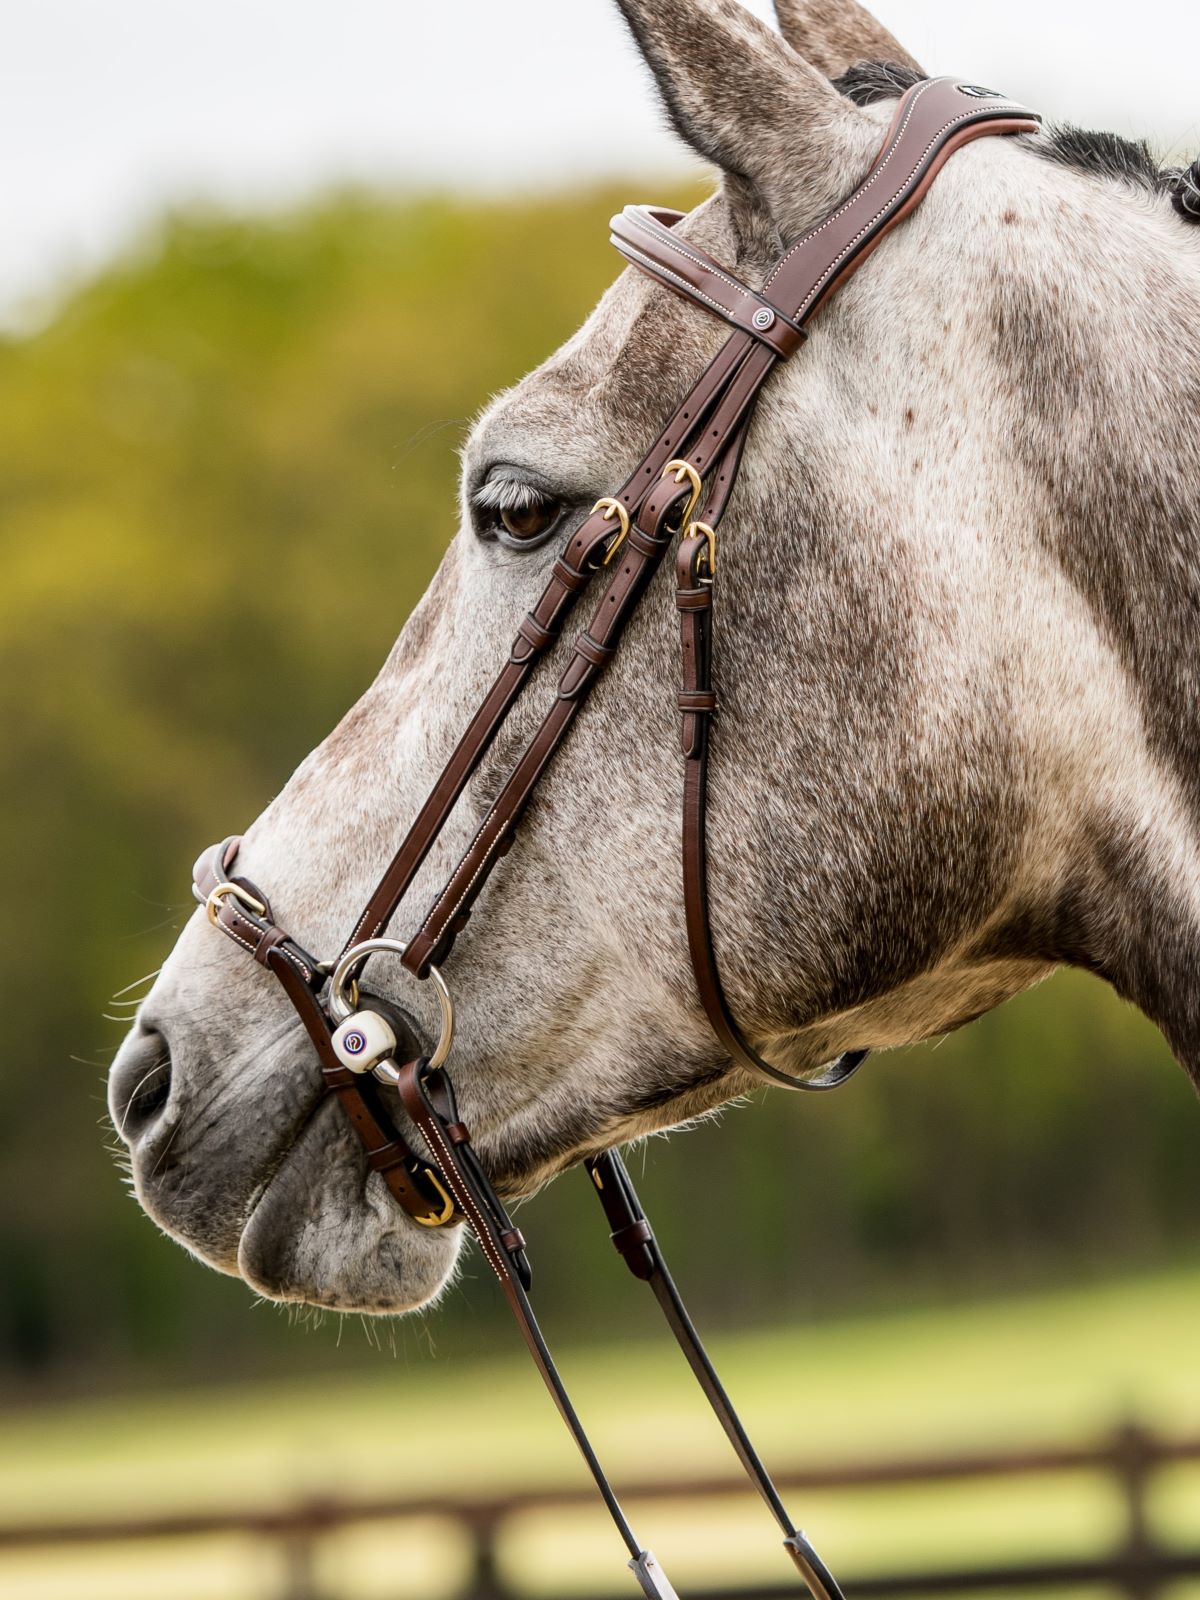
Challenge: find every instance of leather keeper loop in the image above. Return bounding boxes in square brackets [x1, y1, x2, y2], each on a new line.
[611, 1219, 654, 1253]
[252, 925, 287, 966]
[500, 1228, 526, 1255]
[446, 1122, 471, 1145]
[551, 557, 590, 594]
[679, 690, 718, 714]
[556, 656, 593, 702]
[754, 313, 806, 359]
[627, 524, 668, 558]
[365, 1142, 405, 1173]
[575, 632, 615, 670]
[610, 1218, 656, 1276]
[676, 587, 712, 611]
[517, 612, 555, 653]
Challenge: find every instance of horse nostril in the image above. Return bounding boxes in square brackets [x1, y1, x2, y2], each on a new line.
[109, 1028, 173, 1145]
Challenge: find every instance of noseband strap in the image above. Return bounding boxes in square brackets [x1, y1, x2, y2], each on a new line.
[191, 78, 1039, 1600]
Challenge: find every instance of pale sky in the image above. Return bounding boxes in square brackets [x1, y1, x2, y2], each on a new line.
[2, 0, 1196, 328]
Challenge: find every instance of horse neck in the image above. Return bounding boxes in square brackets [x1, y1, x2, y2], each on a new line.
[1030, 214, 1200, 1076]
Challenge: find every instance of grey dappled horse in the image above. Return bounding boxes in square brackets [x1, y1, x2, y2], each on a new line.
[111, 0, 1200, 1314]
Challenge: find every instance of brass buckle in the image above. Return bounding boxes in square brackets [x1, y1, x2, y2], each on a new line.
[592, 497, 632, 565]
[206, 880, 267, 928]
[685, 520, 717, 580]
[413, 1168, 457, 1228]
[662, 460, 703, 531]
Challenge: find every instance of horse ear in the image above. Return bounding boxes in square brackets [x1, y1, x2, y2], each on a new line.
[771, 0, 923, 78]
[613, 0, 875, 239]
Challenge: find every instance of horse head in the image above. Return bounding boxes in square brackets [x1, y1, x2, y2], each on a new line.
[110, 0, 1200, 1314]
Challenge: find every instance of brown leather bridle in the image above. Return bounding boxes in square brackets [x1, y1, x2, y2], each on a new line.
[191, 79, 1040, 1600]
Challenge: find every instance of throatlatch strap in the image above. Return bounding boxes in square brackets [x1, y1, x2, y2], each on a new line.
[675, 537, 869, 1091]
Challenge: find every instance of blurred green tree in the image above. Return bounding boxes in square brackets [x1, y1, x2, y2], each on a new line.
[1, 186, 1194, 1391]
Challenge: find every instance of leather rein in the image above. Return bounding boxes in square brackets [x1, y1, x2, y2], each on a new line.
[191, 80, 1039, 1600]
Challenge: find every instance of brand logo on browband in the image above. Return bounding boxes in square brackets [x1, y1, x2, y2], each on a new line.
[957, 84, 1003, 99]
[343, 1031, 367, 1055]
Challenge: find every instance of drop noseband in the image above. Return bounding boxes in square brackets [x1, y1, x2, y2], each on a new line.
[191, 79, 1040, 1600]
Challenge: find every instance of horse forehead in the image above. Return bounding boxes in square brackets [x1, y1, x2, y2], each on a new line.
[471, 205, 756, 465]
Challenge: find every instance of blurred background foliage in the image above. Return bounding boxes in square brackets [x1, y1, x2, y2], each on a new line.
[3, 180, 1197, 1400]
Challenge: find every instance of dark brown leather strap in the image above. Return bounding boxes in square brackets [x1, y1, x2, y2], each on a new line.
[192, 840, 462, 1227]
[192, 837, 322, 986]
[587, 1150, 845, 1600]
[340, 334, 760, 963]
[340, 523, 608, 957]
[610, 206, 807, 358]
[765, 80, 1037, 323]
[676, 540, 865, 1091]
[395, 1062, 677, 1600]
[401, 475, 692, 976]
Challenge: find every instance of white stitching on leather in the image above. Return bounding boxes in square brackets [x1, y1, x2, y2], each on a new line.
[221, 918, 260, 958]
[417, 808, 507, 946]
[615, 241, 740, 323]
[624, 208, 758, 306]
[419, 1108, 509, 1281]
[617, 228, 800, 344]
[792, 109, 1023, 319]
[764, 77, 938, 288]
[764, 82, 1028, 311]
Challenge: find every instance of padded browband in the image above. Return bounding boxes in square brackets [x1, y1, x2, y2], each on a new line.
[612, 78, 1037, 349]
[611, 207, 808, 357]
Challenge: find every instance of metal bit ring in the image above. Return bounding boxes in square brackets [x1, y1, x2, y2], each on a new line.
[327, 938, 455, 1071]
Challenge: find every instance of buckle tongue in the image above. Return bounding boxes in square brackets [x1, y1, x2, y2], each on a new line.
[205, 880, 267, 928]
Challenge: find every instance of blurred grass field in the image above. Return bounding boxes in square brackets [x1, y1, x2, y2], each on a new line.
[2, 1260, 1197, 1599]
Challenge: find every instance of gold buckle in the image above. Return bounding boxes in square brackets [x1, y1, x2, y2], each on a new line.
[592, 497, 632, 565]
[662, 460, 703, 531]
[413, 1169, 457, 1228]
[685, 521, 717, 580]
[206, 880, 267, 928]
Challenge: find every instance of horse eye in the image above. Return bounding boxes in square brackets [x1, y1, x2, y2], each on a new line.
[498, 501, 561, 543]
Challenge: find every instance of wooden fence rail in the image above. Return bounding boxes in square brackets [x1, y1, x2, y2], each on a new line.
[1, 1422, 1196, 1599]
